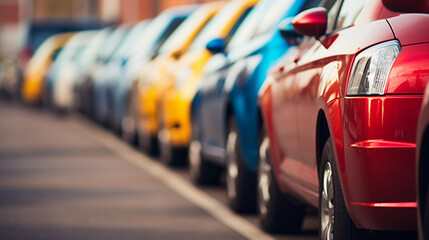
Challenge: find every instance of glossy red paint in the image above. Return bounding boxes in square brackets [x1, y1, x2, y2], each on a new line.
[343, 95, 421, 230]
[258, 0, 429, 232]
[382, 0, 429, 13]
[386, 42, 429, 94]
[352, 202, 417, 208]
[292, 7, 327, 39]
[349, 140, 416, 149]
[388, 14, 429, 46]
[351, 200, 418, 229]
[347, 202, 417, 230]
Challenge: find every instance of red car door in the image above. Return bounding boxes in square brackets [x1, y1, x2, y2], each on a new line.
[271, 0, 343, 198]
[270, 50, 302, 184]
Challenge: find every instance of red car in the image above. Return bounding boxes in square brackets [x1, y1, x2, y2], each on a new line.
[258, 0, 429, 237]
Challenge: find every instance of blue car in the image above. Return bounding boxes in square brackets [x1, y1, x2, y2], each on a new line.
[190, 0, 320, 213]
[91, 24, 132, 124]
[112, 6, 197, 142]
[76, 26, 126, 117]
[92, 21, 149, 126]
[70, 28, 112, 113]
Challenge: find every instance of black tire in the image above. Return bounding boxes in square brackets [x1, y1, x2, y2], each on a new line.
[83, 79, 95, 119]
[189, 114, 221, 185]
[138, 132, 159, 156]
[158, 122, 187, 166]
[121, 116, 138, 146]
[42, 78, 51, 109]
[419, 131, 429, 240]
[121, 94, 138, 146]
[257, 125, 305, 233]
[226, 116, 256, 213]
[135, 92, 159, 155]
[160, 142, 187, 167]
[319, 137, 372, 240]
[423, 182, 429, 240]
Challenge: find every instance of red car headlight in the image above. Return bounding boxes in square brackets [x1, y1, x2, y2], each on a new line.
[347, 40, 401, 96]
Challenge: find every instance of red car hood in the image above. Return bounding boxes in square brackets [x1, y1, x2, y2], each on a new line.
[388, 14, 429, 45]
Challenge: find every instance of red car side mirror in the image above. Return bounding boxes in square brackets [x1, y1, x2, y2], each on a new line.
[292, 7, 327, 39]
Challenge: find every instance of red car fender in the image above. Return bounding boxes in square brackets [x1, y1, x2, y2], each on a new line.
[315, 61, 347, 205]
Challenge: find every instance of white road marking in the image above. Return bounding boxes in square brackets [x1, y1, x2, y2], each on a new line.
[67, 116, 276, 240]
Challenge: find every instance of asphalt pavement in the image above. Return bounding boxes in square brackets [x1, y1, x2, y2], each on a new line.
[0, 100, 318, 240]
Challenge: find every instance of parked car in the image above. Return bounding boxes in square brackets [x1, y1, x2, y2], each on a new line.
[111, 6, 198, 144]
[258, 0, 425, 237]
[21, 32, 75, 104]
[189, 0, 320, 214]
[44, 31, 98, 111]
[0, 57, 20, 99]
[16, 19, 106, 100]
[19, 19, 106, 69]
[131, 2, 225, 151]
[138, 0, 259, 165]
[69, 28, 112, 112]
[92, 21, 150, 126]
[76, 25, 129, 117]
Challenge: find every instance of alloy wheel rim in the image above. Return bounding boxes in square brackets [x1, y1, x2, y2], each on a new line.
[258, 135, 271, 216]
[226, 131, 238, 200]
[321, 161, 334, 240]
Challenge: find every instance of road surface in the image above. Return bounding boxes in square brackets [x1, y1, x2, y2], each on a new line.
[0, 100, 318, 240]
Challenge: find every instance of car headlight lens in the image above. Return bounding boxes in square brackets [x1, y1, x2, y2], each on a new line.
[347, 40, 401, 96]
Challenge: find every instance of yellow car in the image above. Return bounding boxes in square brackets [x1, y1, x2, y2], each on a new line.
[22, 32, 74, 104]
[155, 0, 259, 165]
[136, 2, 226, 155]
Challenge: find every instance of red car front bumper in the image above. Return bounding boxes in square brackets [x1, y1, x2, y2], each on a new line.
[341, 95, 422, 231]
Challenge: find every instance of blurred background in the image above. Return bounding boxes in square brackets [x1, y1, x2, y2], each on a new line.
[0, 0, 322, 238]
[0, 0, 226, 58]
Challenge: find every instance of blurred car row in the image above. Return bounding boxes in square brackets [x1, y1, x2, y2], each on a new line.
[2, 0, 429, 239]
[0, 19, 108, 99]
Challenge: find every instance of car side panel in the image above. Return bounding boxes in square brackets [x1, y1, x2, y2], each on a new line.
[267, 20, 396, 207]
